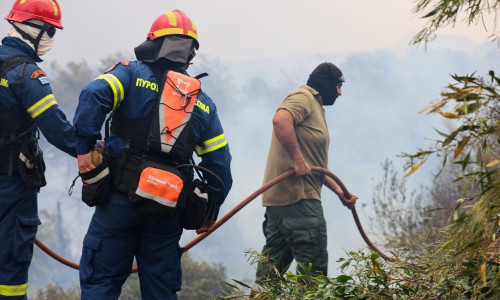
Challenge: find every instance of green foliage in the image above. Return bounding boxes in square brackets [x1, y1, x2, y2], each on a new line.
[411, 0, 500, 47]
[402, 71, 500, 187]
[215, 250, 367, 299]
[377, 69, 500, 297]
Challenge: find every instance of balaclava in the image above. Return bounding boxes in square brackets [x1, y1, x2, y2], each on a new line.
[8, 20, 55, 56]
[134, 35, 196, 81]
[307, 62, 345, 106]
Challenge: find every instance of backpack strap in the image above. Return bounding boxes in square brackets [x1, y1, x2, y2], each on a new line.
[0, 55, 36, 87]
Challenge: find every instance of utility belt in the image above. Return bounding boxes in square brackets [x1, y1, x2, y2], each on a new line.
[0, 138, 46, 189]
[75, 148, 210, 230]
[109, 152, 192, 217]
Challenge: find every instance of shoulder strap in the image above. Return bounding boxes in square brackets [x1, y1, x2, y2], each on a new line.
[0, 55, 35, 79]
[0, 55, 36, 88]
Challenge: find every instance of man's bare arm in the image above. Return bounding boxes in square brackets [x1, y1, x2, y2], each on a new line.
[272, 108, 311, 176]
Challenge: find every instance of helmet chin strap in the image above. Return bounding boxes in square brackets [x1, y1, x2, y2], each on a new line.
[9, 21, 46, 54]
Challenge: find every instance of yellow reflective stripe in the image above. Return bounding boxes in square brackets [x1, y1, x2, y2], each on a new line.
[195, 133, 227, 155]
[95, 74, 124, 110]
[165, 12, 177, 26]
[27, 94, 57, 118]
[0, 283, 28, 297]
[153, 28, 184, 37]
[48, 0, 58, 16]
[188, 31, 198, 41]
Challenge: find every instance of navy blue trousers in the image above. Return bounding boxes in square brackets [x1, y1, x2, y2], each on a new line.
[0, 174, 39, 300]
[79, 191, 183, 300]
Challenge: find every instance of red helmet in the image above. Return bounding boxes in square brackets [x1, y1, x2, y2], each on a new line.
[147, 10, 199, 49]
[6, 0, 63, 29]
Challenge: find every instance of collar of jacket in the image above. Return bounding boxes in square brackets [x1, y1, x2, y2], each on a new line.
[1, 36, 43, 62]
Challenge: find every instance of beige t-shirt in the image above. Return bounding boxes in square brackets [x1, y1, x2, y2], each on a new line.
[262, 85, 330, 206]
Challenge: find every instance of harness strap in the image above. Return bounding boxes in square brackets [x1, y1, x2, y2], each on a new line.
[0, 55, 35, 78]
[17, 61, 27, 88]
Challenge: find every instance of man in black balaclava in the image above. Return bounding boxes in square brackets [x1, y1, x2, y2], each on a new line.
[252, 62, 357, 294]
[307, 62, 345, 106]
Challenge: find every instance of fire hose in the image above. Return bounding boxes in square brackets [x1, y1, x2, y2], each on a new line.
[34, 166, 394, 273]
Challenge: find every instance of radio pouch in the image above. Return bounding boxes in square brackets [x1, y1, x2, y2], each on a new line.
[79, 157, 111, 207]
[18, 143, 46, 189]
[182, 178, 209, 230]
[128, 160, 189, 217]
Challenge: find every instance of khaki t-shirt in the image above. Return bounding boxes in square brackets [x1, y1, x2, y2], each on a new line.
[262, 85, 330, 206]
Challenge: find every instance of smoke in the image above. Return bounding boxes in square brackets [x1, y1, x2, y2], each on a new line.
[33, 36, 499, 288]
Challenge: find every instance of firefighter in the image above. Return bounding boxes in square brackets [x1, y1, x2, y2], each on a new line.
[0, 0, 76, 299]
[73, 10, 232, 299]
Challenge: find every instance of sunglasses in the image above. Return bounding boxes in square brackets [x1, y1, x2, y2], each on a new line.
[24, 21, 56, 38]
[45, 25, 56, 38]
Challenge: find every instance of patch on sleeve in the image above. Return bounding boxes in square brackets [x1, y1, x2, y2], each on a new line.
[37, 76, 50, 85]
[105, 61, 130, 73]
[30, 69, 47, 79]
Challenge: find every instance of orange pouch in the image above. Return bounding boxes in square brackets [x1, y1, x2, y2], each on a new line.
[128, 160, 189, 216]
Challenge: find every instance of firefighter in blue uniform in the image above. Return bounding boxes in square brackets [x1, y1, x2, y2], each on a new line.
[74, 10, 232, 299]
[0, 0, 76, 299]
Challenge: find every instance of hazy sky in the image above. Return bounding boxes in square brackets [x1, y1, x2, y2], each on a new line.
[0, 0, 496, 63]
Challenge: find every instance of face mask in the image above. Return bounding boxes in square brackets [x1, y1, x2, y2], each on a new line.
[307, 76, 339, 106]
[36, 31, 55, 56]
[7, 20, 56, 56]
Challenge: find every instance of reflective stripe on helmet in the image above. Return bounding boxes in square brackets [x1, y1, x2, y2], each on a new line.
[195, 133, 227, 156]
[95, 74, 124, 110]
[27, 93, 57, 118]
[152, 27, 184, 38]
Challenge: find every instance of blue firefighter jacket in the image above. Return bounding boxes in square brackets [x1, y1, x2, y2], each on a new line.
[0, 37, 76, 157]
[73, 60, 232, 216]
